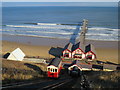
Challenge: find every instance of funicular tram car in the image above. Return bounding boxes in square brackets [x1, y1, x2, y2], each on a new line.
[68, 60, 82, 76]
[68, 60, 92, 76]
[47, 57, 62, 78]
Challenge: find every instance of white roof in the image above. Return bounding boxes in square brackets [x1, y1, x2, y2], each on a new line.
[7, 48, 25, 61]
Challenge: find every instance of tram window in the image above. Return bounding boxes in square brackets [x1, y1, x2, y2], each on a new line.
[53, 69, 54, 72]
[48, 68, 50, 71]
[55, 69, 57, 72]
[51, 69, 52, 72]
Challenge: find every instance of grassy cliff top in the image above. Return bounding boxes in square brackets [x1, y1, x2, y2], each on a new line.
[2, 59, 47, 84]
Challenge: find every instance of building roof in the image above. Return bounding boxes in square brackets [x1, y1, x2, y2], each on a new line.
[85, 44, 96, 54]
[79, 34, 85, 51]
[70, 60, 92, 69]
[7, 48, 25, 61]
[48, 57, 62, 67]
[71, 60, 78, 65]
[76, 33, 85, 50]
[72, 42, 79, 51]
[63, 42, 73, 51]
[72, 42, 84, 52]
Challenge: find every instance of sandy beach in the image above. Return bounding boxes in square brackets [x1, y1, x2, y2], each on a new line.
[2, 40, 53, 58]
[1, 34, 119, 64]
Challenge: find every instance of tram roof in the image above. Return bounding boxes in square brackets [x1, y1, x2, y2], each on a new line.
[48, 57, 62, 67]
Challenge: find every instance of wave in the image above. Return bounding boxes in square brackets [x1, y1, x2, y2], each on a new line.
[26, 31, 74, 35]
[2, 33, 119, 41]
[86, 33, 119, 36]
[5, 24, 119, 32]
[2, 29, 119, 38]
[37, 23, 59, 25]
[2, 29, 74, 35]
[86, 38, 119, 41]
[88, 27, 119, 31]
[24, 22, 81, 26]
[6, 25, 76, 29]
[3, 24, 119, 41]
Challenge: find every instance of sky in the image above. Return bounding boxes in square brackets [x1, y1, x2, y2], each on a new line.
[1, 0, 119, 7]
[2, 2, 118, 7]
[2, 0, 120, 2]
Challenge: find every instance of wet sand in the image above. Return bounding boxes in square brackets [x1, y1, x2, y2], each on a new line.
[1, 34, 119, 64]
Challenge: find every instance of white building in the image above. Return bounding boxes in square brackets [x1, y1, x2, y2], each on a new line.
[7, 48, 25, 61]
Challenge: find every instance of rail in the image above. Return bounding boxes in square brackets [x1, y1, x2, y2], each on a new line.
[2, 79, 53, 89]
[40, 78, 73, 90]
[80, 74, 90, 89]
[2, 77, 73, 90]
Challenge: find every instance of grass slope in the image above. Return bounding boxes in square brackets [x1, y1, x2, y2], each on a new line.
[2, 59, 47, 84]
[86, 71, 120, 89]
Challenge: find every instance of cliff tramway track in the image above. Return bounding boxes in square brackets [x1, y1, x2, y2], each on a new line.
[2, 77, 73, 90]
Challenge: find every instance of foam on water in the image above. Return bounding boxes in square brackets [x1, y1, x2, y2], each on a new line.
[2, 23, 119, 41]
[6, 24, 76, 29]
[37, 23, 59, 25]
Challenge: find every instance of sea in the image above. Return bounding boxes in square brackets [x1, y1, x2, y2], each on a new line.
[2, 6, 119, 41]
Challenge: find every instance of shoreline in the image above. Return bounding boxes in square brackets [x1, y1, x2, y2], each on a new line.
[2, 34, 118, 48]
[1, 34, 119, 64]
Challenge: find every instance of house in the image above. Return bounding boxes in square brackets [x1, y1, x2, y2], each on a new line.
[7, 48, 25, 61]
[71, 42, 86, 59]
[85, 44, 96, 60]
[62, 43, 73, 58]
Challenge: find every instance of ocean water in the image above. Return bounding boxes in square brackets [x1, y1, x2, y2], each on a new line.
[2, 6, 119, 41]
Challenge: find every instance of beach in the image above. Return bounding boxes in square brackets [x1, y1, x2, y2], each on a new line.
[2, 34, 119, 64]
[2, 40, 52, 59]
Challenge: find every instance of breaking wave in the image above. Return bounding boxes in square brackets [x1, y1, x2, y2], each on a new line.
[88, 27, 119, 31]
[2, 23, 119, 41]
[6, 25, 76, 30]
[24, 22, 81, 26]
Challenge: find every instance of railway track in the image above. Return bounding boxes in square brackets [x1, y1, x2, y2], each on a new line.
[2, 79, 47, 87]
[71, 71, 91, 89]
[2, 72, 90, 90]
[40, 78, 73, 90]
[2, 77, 73, 90]
[2, 79, 53, 89]
[80, 74, 90, 89]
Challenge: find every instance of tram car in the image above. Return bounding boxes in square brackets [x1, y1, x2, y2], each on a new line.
[68, 60, 82, 77]
[68, 60, 92, 76]
[47, 57, 62, 78]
